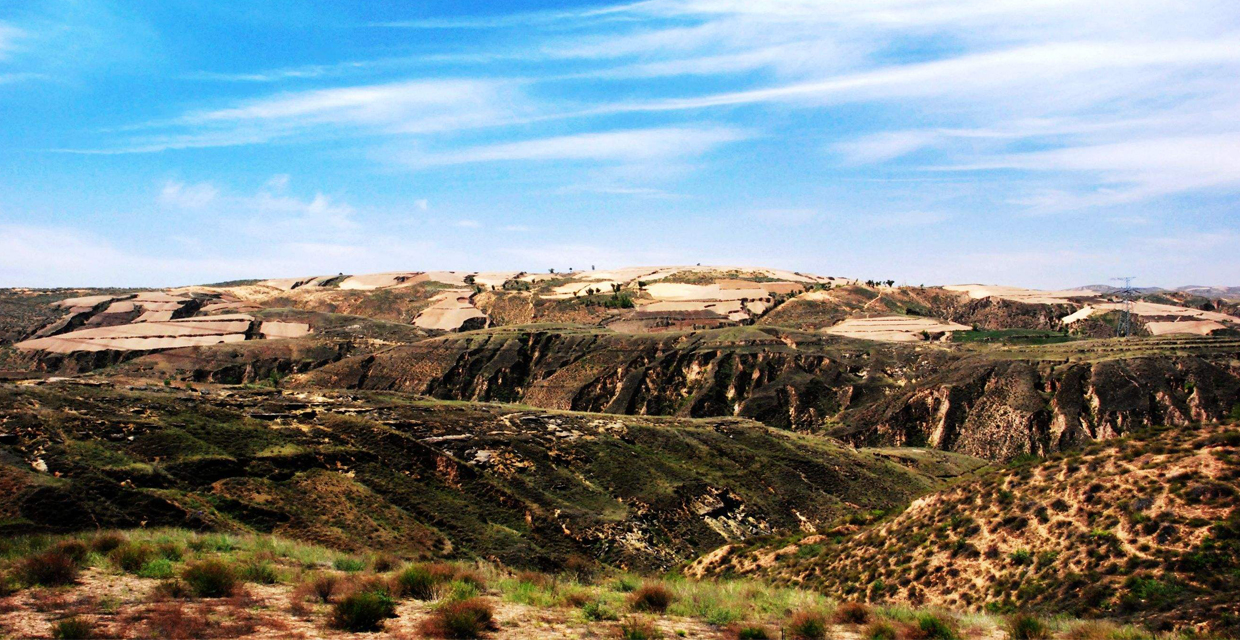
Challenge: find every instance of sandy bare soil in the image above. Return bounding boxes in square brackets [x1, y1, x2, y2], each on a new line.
[942, 284, 1098, 304]
[413, 290, 487, 331]
[823, 316, 971, 342]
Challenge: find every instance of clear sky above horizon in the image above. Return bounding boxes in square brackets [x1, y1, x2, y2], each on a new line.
[2, 0, 1239, 289]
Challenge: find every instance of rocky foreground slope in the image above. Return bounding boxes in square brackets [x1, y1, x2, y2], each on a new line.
[690, 421, 1240, 635]
[0, 379, 980, 571]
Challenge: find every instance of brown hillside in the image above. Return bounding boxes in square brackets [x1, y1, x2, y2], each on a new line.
[689, 422, 1240, 635]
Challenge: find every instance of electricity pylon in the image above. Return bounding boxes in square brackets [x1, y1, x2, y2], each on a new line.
[1111, 276, 1136, 337]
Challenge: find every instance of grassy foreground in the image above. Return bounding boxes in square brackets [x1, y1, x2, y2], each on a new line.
[0, 528, 1176, 639]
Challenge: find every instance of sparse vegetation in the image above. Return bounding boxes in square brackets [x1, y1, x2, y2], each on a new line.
[629, 582, 674, 613]
[421, 597, 496, 638]
[18, 548, 79, 587]
[618, 617, 663, 640]
[786, 610, 829, 640]
[332, 590, 397, 632]
[51, 616, 95, 639]
[182, 559, 239, 598]
[1007, 614, 1051, 640]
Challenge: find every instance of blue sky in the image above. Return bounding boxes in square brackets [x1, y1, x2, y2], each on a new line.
[2, 0, 1239, 288]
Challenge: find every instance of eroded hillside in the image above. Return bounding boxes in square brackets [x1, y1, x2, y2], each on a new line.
[0, 379, 981, 571]
[689, 422, 1240, 635]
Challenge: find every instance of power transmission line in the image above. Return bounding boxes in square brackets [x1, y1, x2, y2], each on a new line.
[1111, 276, 1136, 337]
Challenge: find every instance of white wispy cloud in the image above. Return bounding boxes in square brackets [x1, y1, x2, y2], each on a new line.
[0, 22, 23, 60]
[862, 211, 951, 229]
[601, 40, 1240, 114]
[401, 126, 747, 167]
[955, 133, 1240, 209]
[158, 180, 219, 209]
[100, 79, 529, 153]
[750, 208, 817, 226]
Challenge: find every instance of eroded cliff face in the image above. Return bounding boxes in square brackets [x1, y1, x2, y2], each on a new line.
[838, 355, 1240, 459]
[298, 329, 1240, 460]
[297, 328, 955, 431]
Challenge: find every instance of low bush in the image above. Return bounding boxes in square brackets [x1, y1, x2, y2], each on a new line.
[51, 540, 90, 565]
[582, 598, 620, 621]
[241, 560, 279, 584]
[835, 601, 873, 624]
[1063, 621, 1121, 640]
[19, 549, 79, 587]
[618, 617, 663, 640]
[51, 616, 95, 640]
[865, 621, 898, 640]
[563, 554, 596, 582]
[138, 558, 175, 580]
[371, 554, 401, 572]
[156, 541, 185, 561]
[629, 582, 674, 613]
[733, 624, 773, 639]
[334, 556, 366, 572]
[1007, 614, 1050, 640]
[110, 544, 154, 573]
[452, 567, 488, 591]
[786, 610, 828, 640]
[441, 578, 481, 602]
[397, 564, 440, 600]
[331, 590, 397, 632]
[90, 532, 126, 554]
[907, 613, 959, 640]
[614, 575, 641, 592]
[150, 579, 194, 600]
[515, 570, 551, 588]
[421, 597, 497, 639]
[182, 559, 238, 598]
[307, 573, 341, 603]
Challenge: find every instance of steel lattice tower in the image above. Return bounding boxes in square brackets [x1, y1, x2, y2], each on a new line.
[1111, 276, 1136, 337]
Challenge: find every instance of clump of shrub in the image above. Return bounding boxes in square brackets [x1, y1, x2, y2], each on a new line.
[906, 613, 959, 640]
[371, 554, 401, 572]
[333, 556, 366, 572]
[1009, 550, 1033, 566]
[51, 616, 95, 640]
[397, 564, 439, 600]
[331, 590, 397, 632]
[397, 562, 467, 600]
[19, 548, 80, 587]
[306, 573, 341, 603]
[150, 578, 194, 600]
[1007, 614, 1050, 640]
[786, 610, 829, 640]
[733, 624, 773, 639]
[582, 598, 620, 621]
[614, 574, 641, 592]
[241, 559, 280, 584]
[618, 617, 662, 640]
[834, 601, 873, 624]
[137, 558, 176, 580]
[182, 559, 238, 598]
[628, 582, 674, 613]
[110, 543, 154, 573]
[421, 597, 497, 638]
[51, 540, 90, 565]
[1063, 620, 1122, 640]
[90, 532, 126, 554]
[562, 554, 596, 583]
[865, 621, 898, 640]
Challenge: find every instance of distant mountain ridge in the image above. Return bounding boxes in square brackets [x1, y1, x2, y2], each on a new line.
[1077, 284, 1240, 298]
